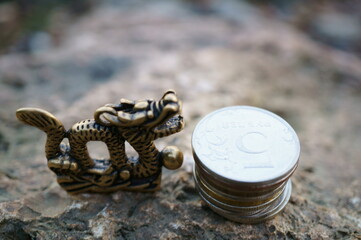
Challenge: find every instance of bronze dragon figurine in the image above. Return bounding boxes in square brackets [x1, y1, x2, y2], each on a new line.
[16, 90, 184, 194]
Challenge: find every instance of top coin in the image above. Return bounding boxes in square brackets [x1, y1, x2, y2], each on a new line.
[192, 106, 300, 185]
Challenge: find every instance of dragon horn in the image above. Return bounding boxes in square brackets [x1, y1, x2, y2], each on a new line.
[94, 106, 118, 126]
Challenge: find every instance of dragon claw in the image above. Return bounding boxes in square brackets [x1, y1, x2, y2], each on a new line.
[48, 158, 79, 171]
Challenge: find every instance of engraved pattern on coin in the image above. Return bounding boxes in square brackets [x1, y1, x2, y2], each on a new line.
[236, 132, 268, 154]
[236, 132, 274, 168]
[192, 106, 300, 183]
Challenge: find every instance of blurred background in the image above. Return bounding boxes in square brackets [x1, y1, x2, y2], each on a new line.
[2, 0, 361, 55]
[0, 0, 360, 239]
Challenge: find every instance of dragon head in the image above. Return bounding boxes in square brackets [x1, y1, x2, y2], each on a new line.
[94, 90, 184, 134]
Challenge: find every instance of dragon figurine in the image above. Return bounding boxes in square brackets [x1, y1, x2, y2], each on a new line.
[16, 90, 184, 194]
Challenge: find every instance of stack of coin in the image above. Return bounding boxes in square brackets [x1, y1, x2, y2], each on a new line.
[192, 106, 300, 223]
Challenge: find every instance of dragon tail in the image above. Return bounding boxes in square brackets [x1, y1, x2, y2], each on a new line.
[16, 108, 66, 159]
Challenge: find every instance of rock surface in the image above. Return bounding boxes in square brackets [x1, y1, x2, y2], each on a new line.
[0, 1, 360, 239]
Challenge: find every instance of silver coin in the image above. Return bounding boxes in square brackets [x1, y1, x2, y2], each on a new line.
[194, 165, 286, 203]
[194, 164, 288, 199]
[201, 180, 292, 224]
[194, 170, 287, 214]
[192, 106, 300, 186]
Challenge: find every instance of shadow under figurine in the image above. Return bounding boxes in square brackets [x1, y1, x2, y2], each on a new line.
[16, 90, 184, 194]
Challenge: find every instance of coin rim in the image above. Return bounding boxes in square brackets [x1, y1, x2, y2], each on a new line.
[199, 180, 292, 224]
[194, 168, 285, 209]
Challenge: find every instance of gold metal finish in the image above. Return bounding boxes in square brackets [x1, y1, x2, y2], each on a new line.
[162, 146, 184, 170]
[16, 90, 184, 194]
